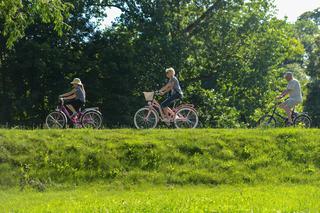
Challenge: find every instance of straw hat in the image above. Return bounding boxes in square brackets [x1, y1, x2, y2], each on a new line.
[70, 78, 83, 85]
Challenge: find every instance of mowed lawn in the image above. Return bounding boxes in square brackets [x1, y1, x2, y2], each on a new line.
[1, 184, 320, 212]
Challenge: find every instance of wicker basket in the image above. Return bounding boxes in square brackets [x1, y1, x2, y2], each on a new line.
[143, 92, 155, 101]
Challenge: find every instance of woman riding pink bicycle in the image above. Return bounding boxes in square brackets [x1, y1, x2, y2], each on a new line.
[134, 68, 198, 129]
[46, 78, 102, 129]
[159, 67, 184, 122]
[59, 78, 86, 121]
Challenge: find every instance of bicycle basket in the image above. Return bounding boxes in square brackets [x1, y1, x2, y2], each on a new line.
[143, 92, 155, 101]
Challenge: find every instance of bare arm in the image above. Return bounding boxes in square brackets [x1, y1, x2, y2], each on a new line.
[60, 89, 76, 98]
[277, 89, 289, 99]
[63, 94, 76, 100]
[160, 82, 173, 94]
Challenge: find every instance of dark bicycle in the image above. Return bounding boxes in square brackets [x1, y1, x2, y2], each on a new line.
[258, 101, 311, 128]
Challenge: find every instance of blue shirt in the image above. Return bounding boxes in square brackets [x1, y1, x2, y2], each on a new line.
[169, 76, 183, 96]
[75, 86, 86, 102]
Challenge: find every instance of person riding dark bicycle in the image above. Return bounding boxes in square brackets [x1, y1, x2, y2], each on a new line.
[159, 67, 183, 121]
[276, 72, 302, 126]
[59, 78, 86, 119]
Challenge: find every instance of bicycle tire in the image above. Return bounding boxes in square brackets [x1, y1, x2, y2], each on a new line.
[134, 107, 159, 129]
[258, 115, 277, 128]
[46, 111, 67, 129]
[174, 107, 199, 129]
[293, 114, 312, 128]
[81, 110, 103, 129]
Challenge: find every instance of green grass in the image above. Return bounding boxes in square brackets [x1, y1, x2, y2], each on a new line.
[1, 128, 320, 211]
[1, 184, 320, 212]
[1, 128, 320, 188]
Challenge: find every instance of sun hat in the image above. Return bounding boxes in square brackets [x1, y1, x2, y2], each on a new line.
[70, 78, 83, 85]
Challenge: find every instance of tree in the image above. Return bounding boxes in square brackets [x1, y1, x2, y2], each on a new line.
[0, 0, 72, 48]
[0, 0, 310, 127]
[296, 8, 320, 126]
[0, 0, 103, 126]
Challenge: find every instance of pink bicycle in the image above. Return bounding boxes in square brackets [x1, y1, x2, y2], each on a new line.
[45, 98, 102, 129]
[134, 91, 199, 129]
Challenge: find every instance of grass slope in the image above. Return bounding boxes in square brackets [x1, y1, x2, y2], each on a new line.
[1, 129, 320, 190]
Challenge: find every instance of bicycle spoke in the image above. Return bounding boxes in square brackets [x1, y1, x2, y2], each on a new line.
[134, 108, 158, 129]
[174, 108, 198, 129]
[81, 111, 102, 129]
[294, 115, 311, 128]
[46, 112, 65, 129]
[49, 115, 63, 128]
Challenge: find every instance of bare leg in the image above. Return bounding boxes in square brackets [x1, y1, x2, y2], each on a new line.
[279, 104, 292, 123]
[163, 107, 170, 118]
[66, 105, 77, 116]
[167, 108, 174, 117]
[163, 107, 175, 118]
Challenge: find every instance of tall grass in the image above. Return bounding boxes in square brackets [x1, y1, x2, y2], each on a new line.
[1, 129, 320, 190]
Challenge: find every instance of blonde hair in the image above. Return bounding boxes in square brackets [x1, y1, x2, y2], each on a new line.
[165, 67, 175, 75]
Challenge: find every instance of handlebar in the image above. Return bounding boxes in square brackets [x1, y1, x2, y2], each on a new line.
[59, 97, 64, 105]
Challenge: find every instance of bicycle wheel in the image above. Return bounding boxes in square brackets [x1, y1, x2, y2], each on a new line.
[81, 111, 103, 129]
[258, 115, 276, 128]
[294, 114, 311, 128]
[174, 107, 198, 129]
[46, 111, 67, 129]
[134, 108, 158, 129]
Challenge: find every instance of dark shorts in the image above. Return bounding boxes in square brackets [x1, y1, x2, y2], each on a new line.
[64, 99, 84, 112]
[160, 93, 182, 108]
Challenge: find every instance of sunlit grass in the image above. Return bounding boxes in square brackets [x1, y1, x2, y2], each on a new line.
[1, 184, 319, 212]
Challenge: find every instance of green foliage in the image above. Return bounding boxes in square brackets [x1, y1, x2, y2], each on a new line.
[0, 0, 316, 127]
[295, 8, 320, 126]
[1, 129, 320, 189]
[0, 0, 73, 48]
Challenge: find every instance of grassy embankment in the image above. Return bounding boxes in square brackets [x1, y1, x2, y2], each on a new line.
[1, 129, 320, 212]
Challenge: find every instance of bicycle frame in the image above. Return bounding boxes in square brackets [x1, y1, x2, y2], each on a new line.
[57, 103, 83, 124]
[267, 103, 297, 124]
[145, 94, 195, 122]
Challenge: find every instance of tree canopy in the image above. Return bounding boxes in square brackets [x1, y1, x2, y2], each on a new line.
[0, 0, 319, 128]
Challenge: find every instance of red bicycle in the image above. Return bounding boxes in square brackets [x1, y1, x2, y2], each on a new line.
[134, 91, 199, 129]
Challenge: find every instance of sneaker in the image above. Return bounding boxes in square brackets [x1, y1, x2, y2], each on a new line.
[71, 115, 78, 122]
[175, 114, 183, 120]
[163, 118, 171, 126]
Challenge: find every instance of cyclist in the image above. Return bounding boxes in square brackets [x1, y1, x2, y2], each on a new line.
[59, 78, 86, 118]
[276, 72, 302, 126]
[159, 67, 183, 121]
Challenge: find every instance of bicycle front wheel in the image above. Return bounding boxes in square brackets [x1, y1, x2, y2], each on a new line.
[258, 115, 276, 128]
[174, 107, 198, 129]
[294, 114, 311, 128]
[46, 111, 67, 129]
[134, 108, 158, 129]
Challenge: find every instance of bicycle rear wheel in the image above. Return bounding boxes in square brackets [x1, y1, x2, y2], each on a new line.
[174, 107, 198, 129]
[134, 108, 158, 129]
[294, 114, 311, 128]
[81, 111, 103, 129]
[46, 111, 67, 129]
[258, 115, 276, 128]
